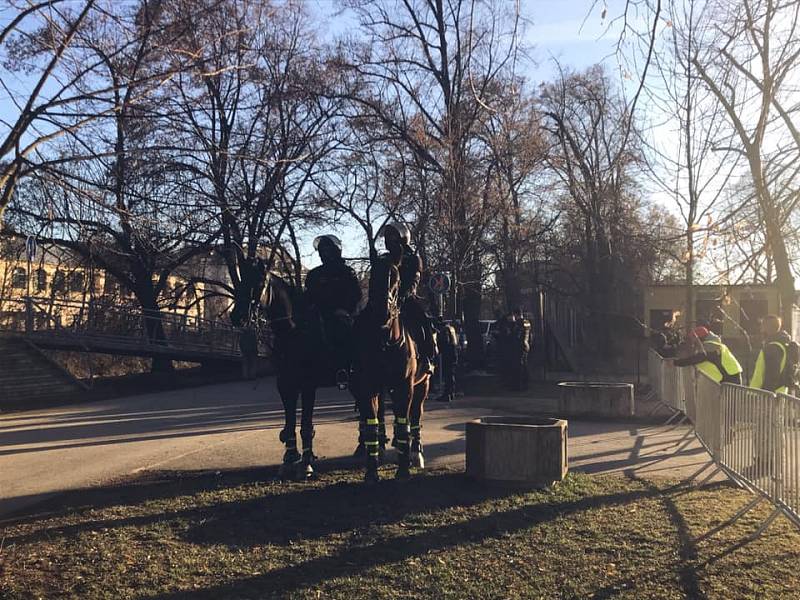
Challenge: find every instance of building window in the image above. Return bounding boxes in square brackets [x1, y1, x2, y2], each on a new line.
[103, 275, 119, 296]
[35, 269, 47, 292]
[52, 271, 66, 293]
[11, 267, 27, 289]
[67, 271, 84, 293]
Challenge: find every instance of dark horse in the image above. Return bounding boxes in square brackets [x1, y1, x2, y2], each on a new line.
[352, 252, 431, 483]
[245, 269, 343, 480]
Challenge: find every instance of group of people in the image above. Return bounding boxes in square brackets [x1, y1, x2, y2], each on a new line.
[656, 314, 798, 395]
[494, 311, 533, 391]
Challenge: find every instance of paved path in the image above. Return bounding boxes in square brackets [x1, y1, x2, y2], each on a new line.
[0, 378, 718, 516]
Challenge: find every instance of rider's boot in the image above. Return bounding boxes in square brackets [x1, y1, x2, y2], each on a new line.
[364, 418, 381, 483]
[410, 423, 425, 469]
[394, 418, 411, 480]
[300, 427, 316, 480]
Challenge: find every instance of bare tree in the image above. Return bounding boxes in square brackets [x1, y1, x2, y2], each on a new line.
[541, 64, 669, 346]
[479, 81, 555, 311]
[641, 0, 742, 327]
[156, 0, 343, 327]
[691, 0, 800, 328]
[4, 0, 221, 371]
[336, 0, 521, 357]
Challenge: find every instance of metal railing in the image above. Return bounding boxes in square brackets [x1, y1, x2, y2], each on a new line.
[0, 295, 245, 358]
[649, 348, 800, 538]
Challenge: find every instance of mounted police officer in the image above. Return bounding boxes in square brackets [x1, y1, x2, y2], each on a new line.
[673, 326, 743, 385]
[381, 222, 437, 373]
[305, 234, 362, 388]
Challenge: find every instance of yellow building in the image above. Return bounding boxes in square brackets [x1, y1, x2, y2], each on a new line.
[0, 240, 205, 332]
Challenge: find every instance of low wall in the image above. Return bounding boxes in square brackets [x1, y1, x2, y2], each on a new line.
[558, 382, 635, 418]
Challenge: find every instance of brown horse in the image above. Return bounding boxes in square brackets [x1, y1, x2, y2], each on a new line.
[352, 252, 431, 483]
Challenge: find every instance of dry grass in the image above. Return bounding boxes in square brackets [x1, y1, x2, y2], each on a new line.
[0, 466, 798, 599]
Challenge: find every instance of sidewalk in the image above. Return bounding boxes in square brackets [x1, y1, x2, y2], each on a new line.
[0, 378, 720, 517]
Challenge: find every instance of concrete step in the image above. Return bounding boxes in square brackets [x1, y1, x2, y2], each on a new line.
[0, 336, 85, 408]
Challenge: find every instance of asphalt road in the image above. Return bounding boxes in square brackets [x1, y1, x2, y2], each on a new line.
[0, 377, 717, 517]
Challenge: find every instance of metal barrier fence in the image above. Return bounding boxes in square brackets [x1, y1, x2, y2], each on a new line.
[649, 348, 800, 537]
[0, 296, 245, 357]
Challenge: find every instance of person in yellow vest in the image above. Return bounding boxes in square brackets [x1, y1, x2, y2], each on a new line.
[750, 314, 796, 395]
[673, 326, 743, 384]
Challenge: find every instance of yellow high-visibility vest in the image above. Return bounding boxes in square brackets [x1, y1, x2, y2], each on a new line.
[697, 340, 742, 383]
[750, 341, 788, 394]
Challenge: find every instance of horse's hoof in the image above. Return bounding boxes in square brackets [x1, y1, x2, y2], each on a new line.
[411, 451, 425, 469]
[364, 469, 380, 484]
[395, 466, 411, 481]
[300, 463, 315, 480]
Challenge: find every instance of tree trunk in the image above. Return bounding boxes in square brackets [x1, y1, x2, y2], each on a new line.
[685, 229, 695, 331]
[136, 288, 173, 373]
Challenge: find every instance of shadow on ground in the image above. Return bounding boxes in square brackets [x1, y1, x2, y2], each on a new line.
[2, 460, 799, 600]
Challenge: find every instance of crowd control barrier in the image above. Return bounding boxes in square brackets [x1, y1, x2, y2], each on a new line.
[649, 349, 800, 538]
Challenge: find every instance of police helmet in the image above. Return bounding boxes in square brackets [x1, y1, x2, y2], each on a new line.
[313, 234, 342, 252]
[380, 221, 412, 244]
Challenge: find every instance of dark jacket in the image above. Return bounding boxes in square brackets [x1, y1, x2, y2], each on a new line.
[438, 322, 458, 361]
[305, 260, 362, 315]
[398, 245, 423, 299]
[762, 330, 793, 392]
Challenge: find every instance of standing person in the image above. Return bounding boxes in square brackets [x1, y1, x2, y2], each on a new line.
[435, 318, 459, 403]
[513, 310, 532, 391]
[750, 314, 798, 395]
[747, 315, 798, 475]
[673, 326, 743, 384]
[305, 234, 362, 388]
[494, 312, 517, 388]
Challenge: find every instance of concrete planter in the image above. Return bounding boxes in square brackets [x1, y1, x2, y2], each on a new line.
[558, 382, 635, 418]
[466, 416, 568, 487]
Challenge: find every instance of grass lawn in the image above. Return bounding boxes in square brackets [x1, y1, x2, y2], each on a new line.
[1, 465, 798, 599]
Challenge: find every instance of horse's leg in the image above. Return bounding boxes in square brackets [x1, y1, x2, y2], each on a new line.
[350, 370, 367, 457]
[362, 391, 382, 483]
[410, 375, 430, 469]
[378, 390, 388, 456]
[299, 383, 317, 479]
[392, 377, 413, 480]
[277, 374, 301, 478]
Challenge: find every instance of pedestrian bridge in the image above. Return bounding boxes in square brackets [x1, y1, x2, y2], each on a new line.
[0, 296, 250, 363]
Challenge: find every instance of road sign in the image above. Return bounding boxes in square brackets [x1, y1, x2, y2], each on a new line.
[25, 236, 37, 261]
[428, 272, 451, 294]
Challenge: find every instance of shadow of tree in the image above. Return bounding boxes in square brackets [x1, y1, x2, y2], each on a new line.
[153, 482, 670, 599]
